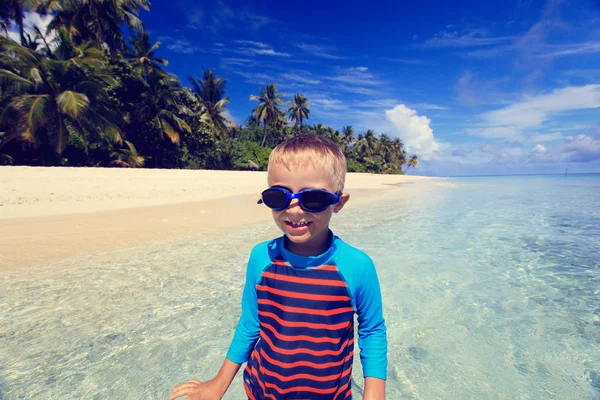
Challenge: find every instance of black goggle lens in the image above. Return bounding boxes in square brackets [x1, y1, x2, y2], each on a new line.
[299, 190, 335, 211]
[260, 188, 338, 212]
[261, 188, 289, 210]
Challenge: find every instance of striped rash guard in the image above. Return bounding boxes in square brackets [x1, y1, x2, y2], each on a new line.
[227, 231, 387, 400]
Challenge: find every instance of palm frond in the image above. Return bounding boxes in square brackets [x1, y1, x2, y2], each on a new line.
[12, 94, 50, 142]
[0, 69, 35, 93]
[56, 90, 89, 118]
[157, 117, 180, 144]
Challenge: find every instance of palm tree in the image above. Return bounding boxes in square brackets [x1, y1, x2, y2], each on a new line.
[286, 93, 309, 130]
[341, 125, 355, 149]
[391, 137, 404, 153]
[126, 32, 168, 77]
[249, 83, 284, 147]
[0, 37, 122, 155]
[189, 70, 234, 140]
[2, 0, 27, 45]
[311, 123, 327, 136]
[111, 140, 144, 167]
[47, 0, 150, 51]
[379, 134, 392, 156]
[356, 130, 377, 159]
[364, 129, 377, 151]
[136, 71, 192, 146]
[407, 155, 418, 170]
[392, 137, 407, 169]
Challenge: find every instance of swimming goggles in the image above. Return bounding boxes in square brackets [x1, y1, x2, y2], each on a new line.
[258, 187, 341, 212]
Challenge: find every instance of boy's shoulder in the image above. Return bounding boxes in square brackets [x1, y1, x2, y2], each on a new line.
[334, 235, 374, 266]
[249, 237, 282, 262]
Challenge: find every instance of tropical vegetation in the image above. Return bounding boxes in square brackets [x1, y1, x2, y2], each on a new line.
[0, 1, 418, 173]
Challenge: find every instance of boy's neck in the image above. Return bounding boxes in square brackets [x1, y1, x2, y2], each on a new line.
[284, 230, 332, 257]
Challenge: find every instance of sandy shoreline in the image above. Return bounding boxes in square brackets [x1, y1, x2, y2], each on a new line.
[0, 166, 446, 269]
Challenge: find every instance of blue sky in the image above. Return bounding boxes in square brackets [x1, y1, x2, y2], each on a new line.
[14, 0, 600, 175]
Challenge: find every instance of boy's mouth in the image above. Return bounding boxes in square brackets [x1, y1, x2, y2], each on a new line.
[285, 221, 311, 229]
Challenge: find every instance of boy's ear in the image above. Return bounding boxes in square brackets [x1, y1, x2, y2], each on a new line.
[333, 192, 350, 213]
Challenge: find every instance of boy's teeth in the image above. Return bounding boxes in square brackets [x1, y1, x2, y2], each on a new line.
[289, 222, 308, 227]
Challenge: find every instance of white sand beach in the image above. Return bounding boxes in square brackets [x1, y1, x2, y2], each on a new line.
[0, 166, 445, 269]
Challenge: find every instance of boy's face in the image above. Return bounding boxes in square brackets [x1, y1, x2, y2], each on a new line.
[268, 162, 350, 254]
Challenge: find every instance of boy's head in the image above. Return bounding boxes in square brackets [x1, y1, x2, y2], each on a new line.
[268, 134, 347, 192]
[265, 135, 350, 255]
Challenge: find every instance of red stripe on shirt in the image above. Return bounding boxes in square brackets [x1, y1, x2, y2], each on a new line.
[260, 348, 354, 370]
[244, 381, 256, 400]
[259, 363, 352, 383]
[258, 299, 354, 316]
[261, 331, 354, 356]
[257, 285, 350, 302]
[262, 272, 348, 287]
[265, 382, 338, 395]
[333, 380, 351, 400]
[261, 322, 342, 344]
[258, 311, 352, 330]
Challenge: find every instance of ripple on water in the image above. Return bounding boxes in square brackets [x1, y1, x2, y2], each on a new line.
[1, 176, 600, 399]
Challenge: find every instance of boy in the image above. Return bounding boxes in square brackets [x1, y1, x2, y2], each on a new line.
[170, 135, 387, 400]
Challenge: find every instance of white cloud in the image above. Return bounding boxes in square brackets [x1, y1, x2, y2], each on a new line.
[562, 133, 600, 162]
[163, 37, 204, 54]
[385, 105, 441, 159]
[467, 85, 600, 141]
[232, 41, 291, 57]
[421, 103, 450, 110]
[234, 40, 270, 48]
[540, 42, 600, 57]
[7, 12, 56, 49]
[530, 132, 563, 142]
[422, 28, 513, 48]
[231, 70, 274, 84]
[210, 1, 271, 31]
[332, 84, 377, 96]
[280, 73, 320, 85]
[381, 57, 432, 65]
[465, 126, 524, 141]
[526, 125, 600, 164]
[186, 8, 204, 30]
[310, 98, 348, 110]
[327, 67, 381, 86]
[296, 43, 346, 59]
[220, 57, 255, 68]
[482, 85, 600, 128]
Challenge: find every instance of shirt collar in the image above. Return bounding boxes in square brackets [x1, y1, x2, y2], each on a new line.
[279, 230, 337, 269]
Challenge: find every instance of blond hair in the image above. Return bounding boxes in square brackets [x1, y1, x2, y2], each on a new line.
[268, 135, 347, 192]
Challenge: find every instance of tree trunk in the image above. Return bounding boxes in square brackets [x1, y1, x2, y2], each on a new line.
[260, 124, 268, 147]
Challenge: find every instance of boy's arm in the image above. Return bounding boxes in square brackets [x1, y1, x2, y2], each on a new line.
[226, 247, 262, 363]
[363, 377, 386, 400]
[169, 358, 241, 400]
[170, 246, 264, 399]
[355, 255, 387, 399]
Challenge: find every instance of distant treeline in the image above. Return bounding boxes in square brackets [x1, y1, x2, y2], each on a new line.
[0, 1, 418, 173]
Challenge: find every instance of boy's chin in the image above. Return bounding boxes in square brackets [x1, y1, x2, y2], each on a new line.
[284, 231, 311, 243]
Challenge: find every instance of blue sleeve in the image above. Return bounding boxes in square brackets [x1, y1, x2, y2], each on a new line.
[336, 241, 388, 380]
[226, 244, 267, 364]
[354, 255, 388, 380]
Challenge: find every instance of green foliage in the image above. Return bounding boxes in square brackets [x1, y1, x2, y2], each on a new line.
[0, 3, 419, 173]
[230, 140, 271, 170]
[346, 158, 365, 173]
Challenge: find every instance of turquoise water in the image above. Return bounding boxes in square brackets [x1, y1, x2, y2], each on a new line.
[1, 175, 599, 399]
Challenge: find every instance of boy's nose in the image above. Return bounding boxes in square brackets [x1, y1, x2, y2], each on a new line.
[287, 198, 302, 210]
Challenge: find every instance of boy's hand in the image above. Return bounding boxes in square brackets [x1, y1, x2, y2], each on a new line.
[168, 378, 226, 400]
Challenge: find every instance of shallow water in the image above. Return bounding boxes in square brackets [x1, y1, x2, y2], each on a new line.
[1, 175, 599, 399]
